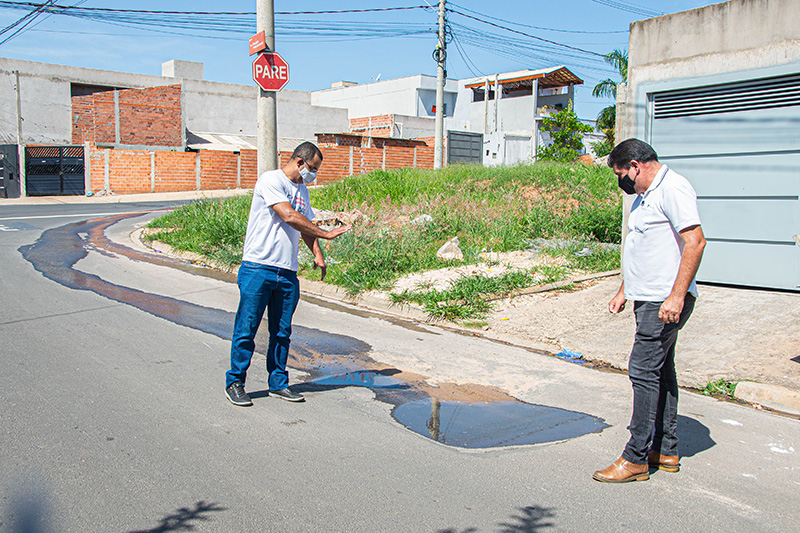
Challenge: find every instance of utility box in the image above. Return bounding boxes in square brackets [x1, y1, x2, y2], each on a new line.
[0, 145, 20, 198]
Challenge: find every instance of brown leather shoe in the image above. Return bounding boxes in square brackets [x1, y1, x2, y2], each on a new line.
[592, 457, 650, 483]
[648, 450, 680, 472]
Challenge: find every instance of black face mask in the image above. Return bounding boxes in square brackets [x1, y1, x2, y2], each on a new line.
[617, 172, 637, 195]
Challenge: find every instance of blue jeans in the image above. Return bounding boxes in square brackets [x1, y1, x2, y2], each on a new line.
[622, 294, 695, 464]
[226, 262, 300, 391]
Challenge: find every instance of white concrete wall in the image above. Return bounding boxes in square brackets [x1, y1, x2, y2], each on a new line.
[0, 56, 349, 146]
[622, 0, 800, 140]
[311, 74, 459, 119]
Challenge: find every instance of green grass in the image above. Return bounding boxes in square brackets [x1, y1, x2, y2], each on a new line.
[389, 268, 568, 321]
[702, 379, 739, 398]
[144, 195, 252, 269]
[146, 162, 623, 317]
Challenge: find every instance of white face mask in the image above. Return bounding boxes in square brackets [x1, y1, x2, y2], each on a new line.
[299, 163, 317, 184]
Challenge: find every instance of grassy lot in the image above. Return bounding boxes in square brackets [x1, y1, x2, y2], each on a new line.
[145, 161, 622, 320]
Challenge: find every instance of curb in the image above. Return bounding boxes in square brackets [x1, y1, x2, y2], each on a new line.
[734, 381, 800, 417]
[129, 217, 800, 418]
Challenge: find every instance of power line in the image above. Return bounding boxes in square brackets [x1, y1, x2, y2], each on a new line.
[590, 0, 661, 17]
[447, 7, 605, 58]
[448, 2, 628, 34]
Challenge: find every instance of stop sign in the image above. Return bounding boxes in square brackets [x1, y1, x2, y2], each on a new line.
[252, 52, 290, 92]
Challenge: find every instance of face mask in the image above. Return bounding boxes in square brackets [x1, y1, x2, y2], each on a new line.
[299, 163, 317, 184]
[617, 170, 637, 195]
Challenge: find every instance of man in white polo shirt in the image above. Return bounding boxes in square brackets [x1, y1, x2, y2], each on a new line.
[225, 142, 351, 407]
[593, 138, 706, 483]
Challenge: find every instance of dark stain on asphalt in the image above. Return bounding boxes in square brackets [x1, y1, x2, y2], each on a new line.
[20, 214, 608, 448]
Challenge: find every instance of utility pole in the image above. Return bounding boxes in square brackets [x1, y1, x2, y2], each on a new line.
[15, 70, 26, 198]
[433, 0, 446, 169]
[257, 0, 278, 175]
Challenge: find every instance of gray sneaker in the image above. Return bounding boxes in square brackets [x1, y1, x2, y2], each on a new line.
[225, 382, 253, 406]
[269, 387, 304, 402]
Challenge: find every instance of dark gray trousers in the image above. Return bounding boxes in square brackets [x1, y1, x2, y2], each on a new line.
[622, 294, 695, 464]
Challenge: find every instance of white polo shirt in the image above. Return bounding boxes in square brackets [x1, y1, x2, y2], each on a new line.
[241, 169, 315, 272]
[623, 165, 701, 301]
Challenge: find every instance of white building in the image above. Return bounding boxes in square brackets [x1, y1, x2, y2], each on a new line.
[311, 65, 586, 166]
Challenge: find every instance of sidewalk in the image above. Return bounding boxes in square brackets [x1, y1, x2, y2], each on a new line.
[0, 188, 250, 206]
[13, 190, 800, 417]
[299, 275, 800, 417]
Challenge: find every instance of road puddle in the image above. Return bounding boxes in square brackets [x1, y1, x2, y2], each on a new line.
[20, 214, 609, 449]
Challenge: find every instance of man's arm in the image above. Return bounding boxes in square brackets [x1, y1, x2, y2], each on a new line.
[609, 280, 626, 314]
[659, 224, 706, 323]
[271, 201, 351, 240]
[301, 233, 328, 281]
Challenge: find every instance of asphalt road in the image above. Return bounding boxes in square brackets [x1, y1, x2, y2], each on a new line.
[0, 203, 798, 532]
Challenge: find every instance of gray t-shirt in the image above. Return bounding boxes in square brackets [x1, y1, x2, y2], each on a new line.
[241, 169, 314, 271]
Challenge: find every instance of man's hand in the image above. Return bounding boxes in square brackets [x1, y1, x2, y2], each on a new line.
[609, 286, 626, 314]
[322, 224, 352, 240]
[659, 294, 684, 323]
[313, 254, 327, 281]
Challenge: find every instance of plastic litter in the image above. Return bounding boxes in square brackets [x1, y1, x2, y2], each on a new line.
[554, 349, 586, 364]
[436, 236, 463, 261]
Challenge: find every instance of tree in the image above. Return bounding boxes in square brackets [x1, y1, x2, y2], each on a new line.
[592, 49, 628, 147]
[538, 102, 594, 163]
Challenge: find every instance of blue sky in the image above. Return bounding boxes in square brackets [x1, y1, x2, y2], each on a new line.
[0, 1, 722, 120]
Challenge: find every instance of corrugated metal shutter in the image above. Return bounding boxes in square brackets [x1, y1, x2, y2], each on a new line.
[447, 131, 483, 164]
[650, 72, 800, 290]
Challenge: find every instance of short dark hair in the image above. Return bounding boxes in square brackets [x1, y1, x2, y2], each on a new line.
[607, 138, 658, 170]
[291, 141, 323, 162]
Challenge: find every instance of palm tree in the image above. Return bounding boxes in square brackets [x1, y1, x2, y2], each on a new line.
[592, 49, 628, 148]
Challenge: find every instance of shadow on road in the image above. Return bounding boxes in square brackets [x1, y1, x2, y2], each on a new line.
[128, 500, 226, 533]
[677, 414, 716, 458]
[438, 505, 556, 533]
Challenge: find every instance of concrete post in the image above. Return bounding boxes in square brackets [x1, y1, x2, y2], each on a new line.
[494, 74, 499, 132]
[531, 79, 539, 161]
[84, 142, 92, 193]
[483, 79, 489, 135]
[104, 149, 110, 192]
[14, 71, 25, 197]
[195, 154, 201, 191]
[257, 0, 278, 175]
[236, 152, 242, 188]
[150, 151, 155, 193]
[114, 89, 120, 145]
[433, 0, 446, 169]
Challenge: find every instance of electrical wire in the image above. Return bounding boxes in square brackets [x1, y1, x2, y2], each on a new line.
[447, 7, 605, 58]
[449, 2, 629, 34]
[590, 0, 661, 17]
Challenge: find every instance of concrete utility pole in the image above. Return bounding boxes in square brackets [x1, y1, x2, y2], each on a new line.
[433, 0, 446, 169]
[15, 70, 26, 198]
[257, 0, 278, 174]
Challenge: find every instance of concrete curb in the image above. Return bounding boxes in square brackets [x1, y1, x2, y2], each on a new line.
[734, 381, 800, 417]
[128, 215, 800, 419]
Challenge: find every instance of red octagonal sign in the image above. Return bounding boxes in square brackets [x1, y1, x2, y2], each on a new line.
[252, 52, 289, 92]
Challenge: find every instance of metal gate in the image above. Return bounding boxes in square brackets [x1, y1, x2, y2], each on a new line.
[25, 146, 85, 196]
[649, 71, 800, 290]
[0, 144, 21, 199]
[447, 131, 482, 165]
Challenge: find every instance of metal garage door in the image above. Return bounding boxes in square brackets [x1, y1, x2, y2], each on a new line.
[649, 72, 800, 290]
[25, 146, 85, 196]
[447, 131, 482, 164]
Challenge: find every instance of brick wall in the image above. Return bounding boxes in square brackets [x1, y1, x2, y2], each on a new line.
[349, 114, 394, 137]
[72, 85, 182, 147]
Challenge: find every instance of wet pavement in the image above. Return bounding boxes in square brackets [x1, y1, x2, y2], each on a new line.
[5, 199, 799, 532]
[20, 212, 610, 449]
